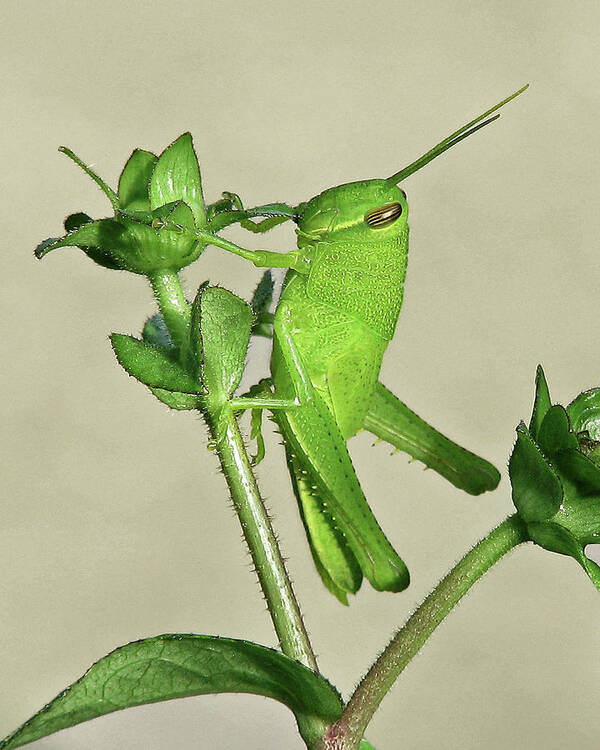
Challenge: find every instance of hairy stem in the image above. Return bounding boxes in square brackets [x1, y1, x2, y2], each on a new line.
[210, 409, 318, 670]
[148, 269, 320, 744]
[320, 514, 529, 750]
[209, 408, 325, 746]
[148, 269, 191, 352]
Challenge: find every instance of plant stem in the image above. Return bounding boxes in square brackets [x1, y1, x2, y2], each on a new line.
[320, 514, 529, 750]
[148, 270, 191, 352]
[148, 270, 317, 668]
[209, 407, 318, 672]
[148, 269, 320, 743]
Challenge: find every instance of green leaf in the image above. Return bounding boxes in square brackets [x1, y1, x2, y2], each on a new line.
[118, 149, 158, 211]
[509, 423, 563, 522]
[61, 212, 123, 270]
[555, 448, 600, 497]
[32, 219, 117, 258]
[359, 742, 377, 750]
[537, 405, 578, 458]
[37, 213, 123, 271]
[34, 237, 62, 258]
[141, 313, 203, 407]
[529, 364, 551, 440]
[35, 211, 201, 274]
[142, 312, 174, 350]
[0, 634, 343, 750]
[111, 333, 203, 394]
[199, 287, 253, 400]
[150, 133, 206, 226]
[527, 522, 600, 591]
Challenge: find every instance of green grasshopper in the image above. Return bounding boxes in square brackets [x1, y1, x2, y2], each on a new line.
[203, 86, 527, 603]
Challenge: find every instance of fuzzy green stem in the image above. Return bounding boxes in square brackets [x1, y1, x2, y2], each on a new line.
[209, 407, 318, 671]
[320, 514, 529, 750]
[208, 406, 324, 746]
[148, 269, 321, 744]
[148, 270, 191, 352]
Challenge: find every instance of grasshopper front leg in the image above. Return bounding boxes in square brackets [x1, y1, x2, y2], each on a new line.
[196, 228, 311, 274]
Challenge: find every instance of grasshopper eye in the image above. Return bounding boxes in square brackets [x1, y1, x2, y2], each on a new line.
[364, 202, 403, 229]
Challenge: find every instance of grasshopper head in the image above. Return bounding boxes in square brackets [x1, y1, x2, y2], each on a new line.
[296, 179, 408, 243]
[295, 85, 528, 244]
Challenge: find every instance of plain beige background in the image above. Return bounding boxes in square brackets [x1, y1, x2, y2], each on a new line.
[2, 1, 599, 748]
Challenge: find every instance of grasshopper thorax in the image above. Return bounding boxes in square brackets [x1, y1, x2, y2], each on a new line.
[296, 180, 408, 244]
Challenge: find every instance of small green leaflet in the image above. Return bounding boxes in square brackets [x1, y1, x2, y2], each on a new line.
[139, 312, 199, 410]
[149, 133, 206, 227]
[197, 286, 253, 401]
[110, 333, 203, 394]
[567, 388, 600, 443]
[118, 149, 157, 212]
[509, 423, 563, 523]
[35, 206, 199, 275]
[509, 369, 600, 590]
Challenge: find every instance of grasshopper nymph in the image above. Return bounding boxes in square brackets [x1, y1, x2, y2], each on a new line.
[204, 86, 527, 602]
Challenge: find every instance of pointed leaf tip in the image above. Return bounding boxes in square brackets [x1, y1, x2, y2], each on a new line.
[529, 364, 551, 440]
[34, 237, 61, 259]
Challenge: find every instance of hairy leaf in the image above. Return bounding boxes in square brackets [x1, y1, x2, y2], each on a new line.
[111, 333, 202, 394]
[34, 210, 200, 274]
[0, 634, 343, 749]
[527, 522, 600, 591]
[537, 405, 578, 458]
[150, 133, 206, 226]
[199, 287, 252, 400]
[509, 423, 563, 522]
[118, 149, 158, 211]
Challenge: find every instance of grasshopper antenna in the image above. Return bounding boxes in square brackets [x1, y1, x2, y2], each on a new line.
[387, 84, 528, 185]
